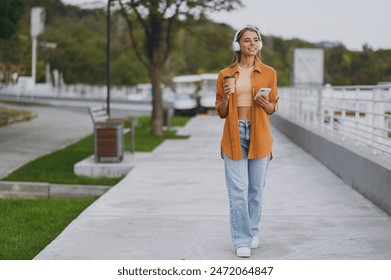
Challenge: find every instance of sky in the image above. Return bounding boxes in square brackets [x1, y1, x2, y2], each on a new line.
[61, 0, 391, 51]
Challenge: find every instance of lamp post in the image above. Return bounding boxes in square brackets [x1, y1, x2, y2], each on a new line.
[31, 7, 45, 85]
[106, 0, 112, 117]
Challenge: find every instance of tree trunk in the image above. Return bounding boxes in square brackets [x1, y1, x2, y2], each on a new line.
[149, 66, 164, 136]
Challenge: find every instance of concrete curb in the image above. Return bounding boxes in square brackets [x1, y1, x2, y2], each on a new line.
[74, 154, 135, 178]
[0, 181, 111, 199]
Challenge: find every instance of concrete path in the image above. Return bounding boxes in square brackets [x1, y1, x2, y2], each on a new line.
[34, 115, 391, 260]
[0, 102, 92, 179]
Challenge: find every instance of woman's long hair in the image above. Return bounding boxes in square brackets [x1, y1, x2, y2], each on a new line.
[231, 27, 262, 66]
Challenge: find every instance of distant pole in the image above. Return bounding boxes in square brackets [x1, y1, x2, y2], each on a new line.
[31, 7, 45, 85]
[106, 0, 111, 117]
[32, 37, 37, 84]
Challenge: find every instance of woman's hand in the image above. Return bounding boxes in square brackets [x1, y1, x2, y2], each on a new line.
[254, 95, 274, 114]
[223, 82, 232, 101]
[217, 82, 232, 118]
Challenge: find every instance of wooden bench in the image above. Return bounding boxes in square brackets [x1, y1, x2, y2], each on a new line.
[88, 105, 136, 163]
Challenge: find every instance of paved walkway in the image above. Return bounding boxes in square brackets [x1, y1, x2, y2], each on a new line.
[2, 101, 391, 259]
[0, 102, 92, 179]
[32, 114, 391, 260]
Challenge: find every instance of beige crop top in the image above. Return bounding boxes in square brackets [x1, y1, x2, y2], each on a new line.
[236, 66, 253, 107]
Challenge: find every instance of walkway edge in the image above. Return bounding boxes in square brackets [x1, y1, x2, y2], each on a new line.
[271, 114, 391, 216]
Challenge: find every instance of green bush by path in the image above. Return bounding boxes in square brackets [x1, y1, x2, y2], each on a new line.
[0, 198, 96, 260]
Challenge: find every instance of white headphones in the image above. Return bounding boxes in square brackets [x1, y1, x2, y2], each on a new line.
[232, 25, 263, 52]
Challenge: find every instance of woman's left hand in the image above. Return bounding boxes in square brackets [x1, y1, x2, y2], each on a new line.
[255, 95, 274, 114]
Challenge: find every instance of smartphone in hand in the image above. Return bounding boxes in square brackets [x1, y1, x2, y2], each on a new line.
[254, 88, 271, 100]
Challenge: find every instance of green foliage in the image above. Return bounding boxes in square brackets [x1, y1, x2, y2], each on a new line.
[0, 0, 390, 86]
[0, 0, 26, 39]
[0, 198, 95, 259]
[324, 45, 391, 85]
[117, 0, 242, 67]
[166, 21, 234, 76]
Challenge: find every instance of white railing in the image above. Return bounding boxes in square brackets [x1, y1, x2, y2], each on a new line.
[0, 83, 136, 100]
[277, 84, 391, 156]
[0, 83, 175, 103]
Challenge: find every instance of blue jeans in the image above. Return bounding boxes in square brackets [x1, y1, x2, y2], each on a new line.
[224, 120, 270, 250]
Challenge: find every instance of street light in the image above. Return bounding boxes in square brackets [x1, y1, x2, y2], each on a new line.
[106, 0, 113, 117]
[31, 7, 46, 85]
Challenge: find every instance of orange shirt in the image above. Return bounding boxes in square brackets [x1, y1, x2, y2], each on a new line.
[215, 60, 279, 160]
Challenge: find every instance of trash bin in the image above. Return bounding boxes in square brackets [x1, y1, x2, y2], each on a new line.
[94, 120, 124, 163]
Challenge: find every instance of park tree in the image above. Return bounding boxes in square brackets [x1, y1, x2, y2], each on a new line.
[117, 0, 242, 136]
[0, 0, 26, 39]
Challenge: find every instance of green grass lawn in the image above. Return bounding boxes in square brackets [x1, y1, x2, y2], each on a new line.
[2, 116, 190, 185]
[0, 115, 191, 260]
[0, 198, 96, 260]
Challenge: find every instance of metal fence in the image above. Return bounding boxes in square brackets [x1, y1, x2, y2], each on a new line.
[0, 82, 175, 103]
[277, 84, 391, 156]
[0, 83, 135, 100]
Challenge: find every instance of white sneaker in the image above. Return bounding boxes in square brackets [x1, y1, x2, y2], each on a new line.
[251, 236, 259, 249]
[236, 247, 251, 258]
